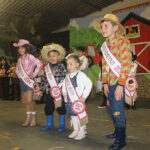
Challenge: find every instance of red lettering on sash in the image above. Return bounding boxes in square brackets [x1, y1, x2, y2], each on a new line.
[75, 103, 82, 111]
[24, 77, 32, 84]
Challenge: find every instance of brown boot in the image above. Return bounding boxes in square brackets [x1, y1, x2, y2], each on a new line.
[22, 112, 31, 127]
[30, 112, 37, 127]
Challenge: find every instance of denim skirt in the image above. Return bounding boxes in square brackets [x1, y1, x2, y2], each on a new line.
[21, 80, 32, 93]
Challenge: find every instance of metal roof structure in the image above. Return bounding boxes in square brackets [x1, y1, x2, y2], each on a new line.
[0, 0, 122, 32]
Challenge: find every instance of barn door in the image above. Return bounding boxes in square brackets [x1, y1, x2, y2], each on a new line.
[131, 42, 150, 75]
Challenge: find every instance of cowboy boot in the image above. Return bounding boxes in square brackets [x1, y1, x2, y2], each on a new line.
[41, 115, 54, 131]
[74, 125, 86, 140]
[109, 127, 126, 150]
[68, 116, 79, 138]
[22, 112, 31, 127]
[58, 115, 65, 132]
[30, 112, 37, 127]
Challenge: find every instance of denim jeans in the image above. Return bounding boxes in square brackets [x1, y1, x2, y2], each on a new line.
[107, 83, 126, 128]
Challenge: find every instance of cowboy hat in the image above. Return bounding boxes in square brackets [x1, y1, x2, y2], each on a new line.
[91, 13, 125, 35]
[41, 43, 66, 62]
[13, 39, 29, 47]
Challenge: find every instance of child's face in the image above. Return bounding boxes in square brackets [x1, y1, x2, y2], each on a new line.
[67, 58, 79, 73]
[18, 46, 26, 55]
[1, 59, 5, 64]
[77, 50, 84, 57]
[48, 51, 60, 64]
[100, 21, 118, 39]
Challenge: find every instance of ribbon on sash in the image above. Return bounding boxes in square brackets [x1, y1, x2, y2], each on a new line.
[65, 74, 88, 126]
[45, 64, 62, 108]
[101, 42, 121, 78]
[125, 76, 138, 98]
[17, 58, 41, 96]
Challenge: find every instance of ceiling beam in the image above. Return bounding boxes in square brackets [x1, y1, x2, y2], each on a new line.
[80, 0, 102, 11]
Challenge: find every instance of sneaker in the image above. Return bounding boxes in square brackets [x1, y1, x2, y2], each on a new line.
[97, 105, 106, 108]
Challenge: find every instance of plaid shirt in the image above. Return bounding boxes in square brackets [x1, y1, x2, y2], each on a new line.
[102, 34, 132, 86]
[40, 62, 67, 94]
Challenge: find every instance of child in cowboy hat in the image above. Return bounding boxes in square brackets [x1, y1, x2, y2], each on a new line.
[92, 14, 132, 150]
[14, 39, 43, 127]
[40, 43, 67, 132]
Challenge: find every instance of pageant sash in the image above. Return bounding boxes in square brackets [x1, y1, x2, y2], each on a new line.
[65, 74, 88, 125]
[17, 58, 41, 96]
[45, 64, 62, 103]
[125, 76, 138, 98]
[101, 42, 121, 78]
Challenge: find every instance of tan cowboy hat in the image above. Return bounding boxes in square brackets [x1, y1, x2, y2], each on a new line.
[91, 13, 125, 35]
[41, 43, 66, 62]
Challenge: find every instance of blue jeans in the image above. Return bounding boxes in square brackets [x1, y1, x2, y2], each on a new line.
[107, 83, 126, 128]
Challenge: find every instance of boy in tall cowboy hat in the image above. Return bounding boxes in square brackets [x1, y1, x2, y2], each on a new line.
[92, 14, 132, 150]
[40, 43, 67, 132]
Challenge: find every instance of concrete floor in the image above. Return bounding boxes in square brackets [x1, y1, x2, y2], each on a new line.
[0, 95, 150, 150]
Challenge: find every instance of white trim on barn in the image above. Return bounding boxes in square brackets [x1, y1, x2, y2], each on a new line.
[131, 41, 150, 75]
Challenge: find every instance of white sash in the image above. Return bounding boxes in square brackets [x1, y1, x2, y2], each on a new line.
[45, 64, 62, 102]
[17, 58, 34, 89]
[101, 42, 121, 78]
[65, 74, 87, 121]
[17, 58, 40, 95]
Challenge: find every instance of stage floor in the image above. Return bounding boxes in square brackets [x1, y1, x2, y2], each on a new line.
[0, 95, 150, 150]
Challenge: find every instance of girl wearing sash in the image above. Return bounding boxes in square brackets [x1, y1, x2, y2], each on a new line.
[40, 43, 67, 132]
[92, 14, 132, 150]
[62, 55, 92, 140]
[14, 39, 43, 127]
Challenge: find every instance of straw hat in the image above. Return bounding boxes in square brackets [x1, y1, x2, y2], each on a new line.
[41, 43, 66, 62]
[91, 13, 125, 35]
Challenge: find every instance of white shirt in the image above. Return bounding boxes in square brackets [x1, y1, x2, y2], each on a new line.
[62, 70, 92, 100]
[79, 55, 89, 75]
[129, 62, 138, 76]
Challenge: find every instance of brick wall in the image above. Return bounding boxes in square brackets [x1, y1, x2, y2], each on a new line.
[136, 75, 150, 98]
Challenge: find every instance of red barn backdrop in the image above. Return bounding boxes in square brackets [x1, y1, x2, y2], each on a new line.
[121, 13, 150, 74]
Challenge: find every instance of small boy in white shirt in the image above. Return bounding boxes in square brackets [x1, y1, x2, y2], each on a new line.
[77, 46, 89, 75]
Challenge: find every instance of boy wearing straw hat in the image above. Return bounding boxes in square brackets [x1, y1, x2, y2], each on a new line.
[40, 43, 67, 132]
[92, 14, 132, 150]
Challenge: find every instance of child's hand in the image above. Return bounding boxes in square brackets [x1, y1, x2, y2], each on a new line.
[63, 95, 67, 103]
[29, 74, 34, 79]
[39, 91, 43, 96]
[79, 97, 85, 102]
[115, 85, 123, 100]
[52, 70, 55, 75]
[104, 84, 109, 97]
